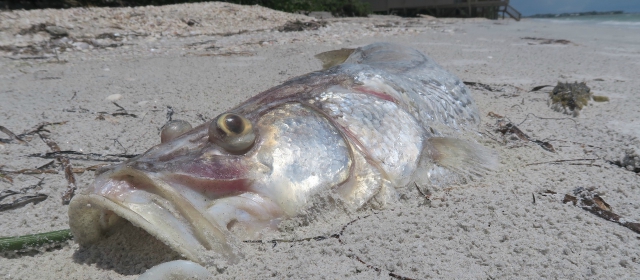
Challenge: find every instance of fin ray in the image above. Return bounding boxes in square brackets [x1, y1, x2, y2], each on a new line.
[315, 48, 356, 70]
[414, 137, 498, 190]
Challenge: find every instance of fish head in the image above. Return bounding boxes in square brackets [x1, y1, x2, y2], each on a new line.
[68, 102, 351, 264]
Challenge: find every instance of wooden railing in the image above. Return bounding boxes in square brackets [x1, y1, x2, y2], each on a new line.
[362, 0, 523, 21]
[504, 4, 521, 21]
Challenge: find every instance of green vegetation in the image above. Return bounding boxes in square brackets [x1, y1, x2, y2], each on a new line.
[0, 229, 73, 252]
[592, 95, 610, 102]
[549, 81, 592, 113]
[226, 0, 369, 16]
[3, 0, 370, 16]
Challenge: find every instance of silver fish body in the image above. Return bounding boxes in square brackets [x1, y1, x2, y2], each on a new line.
[68, 43, 496, 264]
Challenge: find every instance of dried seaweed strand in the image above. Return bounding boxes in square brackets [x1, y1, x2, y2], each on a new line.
[463, 81, 496, 92]
[0, 125, 27, 144]
[28, 151, 138, 162]
[529, 85, 553, 92]
[37, 133, 76, 204]
[563, 193, 640, 234]
[518, 113, 577, 127]
[608, 160, 640, 174]
[0, 178, 47, 211]
[71, 164, 108, 174]
[525, 158, 599, 167]
[0, 194, 48, 211]
[495, 121, 555, 152]
[18, 121, 67, 138]
[0, 168, 58, 175]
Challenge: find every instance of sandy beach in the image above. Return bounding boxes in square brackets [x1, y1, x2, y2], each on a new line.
[1, 3, 639, 279]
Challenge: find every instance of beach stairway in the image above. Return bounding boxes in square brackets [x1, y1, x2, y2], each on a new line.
[502, 3, 521, 21]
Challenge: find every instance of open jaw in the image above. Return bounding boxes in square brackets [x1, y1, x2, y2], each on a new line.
[68, 166, 254, 264]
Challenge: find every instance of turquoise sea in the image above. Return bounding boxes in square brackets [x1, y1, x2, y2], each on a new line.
[531, 13, 640, 28]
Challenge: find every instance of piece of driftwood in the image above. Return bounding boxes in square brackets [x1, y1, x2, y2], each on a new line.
[562, 188, 640, 234]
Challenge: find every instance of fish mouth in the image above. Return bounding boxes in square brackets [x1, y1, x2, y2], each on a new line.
[68, 166, 241, 264]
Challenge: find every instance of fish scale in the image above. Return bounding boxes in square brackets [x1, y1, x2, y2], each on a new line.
[312, 91, 422, 187]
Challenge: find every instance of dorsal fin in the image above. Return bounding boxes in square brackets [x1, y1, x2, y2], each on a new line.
[314, 48, 356, 70]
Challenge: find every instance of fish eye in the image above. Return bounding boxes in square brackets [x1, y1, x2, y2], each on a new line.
[160, 120, 192, 143]
[208, 113, 256, 153]
[219, 114, 245, 136]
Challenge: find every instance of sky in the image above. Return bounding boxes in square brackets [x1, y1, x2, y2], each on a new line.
[510, 0, 640, 16]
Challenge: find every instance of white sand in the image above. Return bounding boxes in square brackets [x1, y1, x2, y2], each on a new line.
[1, 9, 639, 279]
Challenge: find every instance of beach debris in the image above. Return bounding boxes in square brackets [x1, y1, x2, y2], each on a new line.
[37, 132, 76, 205]
[549, 81, 591, 115]
[562, 187, 640, 234]
[0, 122, 67, 145]
[0, 125, 27, 144]
[0, 194, 48, 211]
[190, 50, 255, 57]
[525, 158, 600, 168]
[522, 37, 574, 45]
[278, 20, 326, 32]
[0, 166, 58, 176]
[0, 159, 104, 176]
[165, 106, 175, 122]
[608, 149, 640, 173]
[464, 81, 501, 92]
[548, 81, 602, 116]
[0, 229, 73, 252]
[96, 102, 138, 120]
[63, 103, 137, 119]
[592, 95, 610, 102]
[529, 85, 553, 92]
[29, 151, 138, 163]
[1, 35, 123, 58]
[34, 70, 64, 80]
[492, 119, 555, 152]
[0, 178, 48, 212]
[44, 26, 69, 37]
[487, 112, 504, 118]
[18, 23, 67, 37]
[185, 39, 217, 48]
[182, 18, 200, 26]
[106, 94, 123, 101]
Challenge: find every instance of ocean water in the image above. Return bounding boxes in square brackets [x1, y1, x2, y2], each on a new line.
[531, 13, 640, 28]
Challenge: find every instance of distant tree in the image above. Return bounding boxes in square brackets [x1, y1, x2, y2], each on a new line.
[2, 0, 370, 16]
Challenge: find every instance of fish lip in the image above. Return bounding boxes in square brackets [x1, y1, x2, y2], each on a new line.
[68, 166, 241, 264]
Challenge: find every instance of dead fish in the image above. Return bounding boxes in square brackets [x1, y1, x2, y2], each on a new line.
[68, 43, 497, 270]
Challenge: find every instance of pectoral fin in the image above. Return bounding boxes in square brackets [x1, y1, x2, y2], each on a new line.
[427, 137, 498, 175]
[415, 137, 498, 188]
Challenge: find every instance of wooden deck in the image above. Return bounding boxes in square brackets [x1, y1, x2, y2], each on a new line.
[362, 0, 521, 21]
